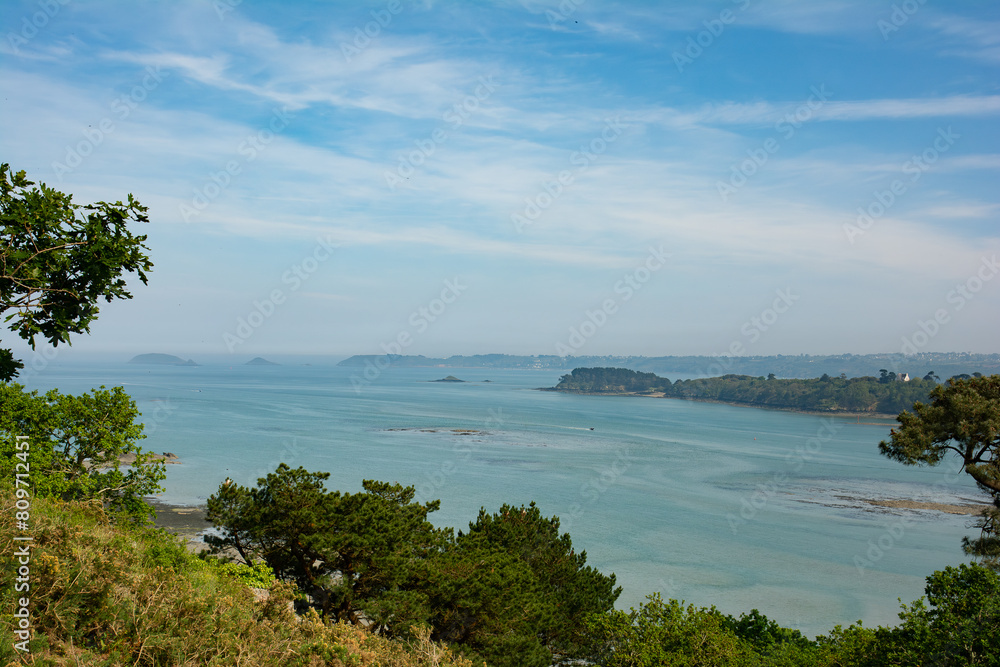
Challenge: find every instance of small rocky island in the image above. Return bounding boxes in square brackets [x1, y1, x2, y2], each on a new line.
[430, 376, 466, 383]
[246, 357, 279, 366]
[128, 353, 199, 367]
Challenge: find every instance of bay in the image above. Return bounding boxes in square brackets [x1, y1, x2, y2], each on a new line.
[21, 360, 983, 638]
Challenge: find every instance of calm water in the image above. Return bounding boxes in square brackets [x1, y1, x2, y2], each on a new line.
[20, 361, 984, 637]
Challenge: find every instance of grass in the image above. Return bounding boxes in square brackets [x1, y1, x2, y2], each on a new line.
[0, 490, 479, 666]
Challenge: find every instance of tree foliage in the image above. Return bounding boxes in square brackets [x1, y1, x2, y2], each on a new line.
[418, 547, 551, 667]
[206, 465, 621, 666]
[882, 563, 1000, 666]
[451, 502, 621, 663]
[206, 464, 448, 628]
[554, 367, 666, 394]
[880, 375, 1000, 567]
[0, 163, 152, 380]
[588, 594, 767, 666]
[589, 564, 1000, 666]
[0, 382, 165, 523]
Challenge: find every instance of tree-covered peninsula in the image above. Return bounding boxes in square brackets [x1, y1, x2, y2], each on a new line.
[548, 367, 957, 415]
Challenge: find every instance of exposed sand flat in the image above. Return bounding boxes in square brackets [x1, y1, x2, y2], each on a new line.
[147, 498, 209, 552]
[862, 498, 990, 515]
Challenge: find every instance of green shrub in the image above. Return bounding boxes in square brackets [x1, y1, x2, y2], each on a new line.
[203, 557, 277, 589]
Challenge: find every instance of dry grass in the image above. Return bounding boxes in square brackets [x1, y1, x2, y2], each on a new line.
[0, 492, 480, 667]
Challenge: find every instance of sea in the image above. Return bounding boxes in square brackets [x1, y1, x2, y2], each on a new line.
[18, 360, 986, 638]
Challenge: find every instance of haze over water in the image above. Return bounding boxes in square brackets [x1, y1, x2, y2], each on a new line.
[22, 360, 983, 638]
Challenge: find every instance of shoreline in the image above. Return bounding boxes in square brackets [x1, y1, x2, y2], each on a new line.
[147, 497, 209, 551]
[542, 389, 900, 420]
[860, 498, 990, 515]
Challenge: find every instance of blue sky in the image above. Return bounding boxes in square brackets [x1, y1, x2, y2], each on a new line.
[2, 0, 999, 361]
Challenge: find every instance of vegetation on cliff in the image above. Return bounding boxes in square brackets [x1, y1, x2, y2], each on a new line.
[0, 492, 477, 666]
[3, 489, 998, 666]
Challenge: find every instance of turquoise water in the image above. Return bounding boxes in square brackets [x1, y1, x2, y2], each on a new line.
[20, 362, 984, 637]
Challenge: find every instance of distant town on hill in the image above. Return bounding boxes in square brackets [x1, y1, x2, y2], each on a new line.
[337, 352, 1000, 379]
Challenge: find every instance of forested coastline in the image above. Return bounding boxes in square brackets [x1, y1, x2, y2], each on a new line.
[548, 367, 962, 415]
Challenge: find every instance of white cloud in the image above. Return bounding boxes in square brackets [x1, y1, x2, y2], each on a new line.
[928, 14, 1000, 63]
[922, 203, 1000, 219]
[697, 96, 1000, 126]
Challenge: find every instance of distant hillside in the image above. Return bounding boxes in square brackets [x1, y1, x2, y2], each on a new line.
[128, 353, 199, 366]
[337, 352, 1000, 378]
[246, 357, 279, 366]
[338, 353, 565, 369]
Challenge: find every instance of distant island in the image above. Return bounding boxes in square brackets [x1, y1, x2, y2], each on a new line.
[545, 367, 969, 415]
[337, 352, 1000, 378]
[128, 353, 199, 367]
[430, 376, 465, 383]
[245, 357, 279, 366]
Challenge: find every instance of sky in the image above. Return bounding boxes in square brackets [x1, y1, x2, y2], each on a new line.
[2, 0, 999, 362]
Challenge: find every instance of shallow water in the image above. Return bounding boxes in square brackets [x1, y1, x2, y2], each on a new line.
[20, 361, 984, 637]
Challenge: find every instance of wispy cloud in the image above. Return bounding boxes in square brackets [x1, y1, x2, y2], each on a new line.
[697, 96, 1000, 125]
[928, 14, 1000, 63]
[922, 203, 1000, 219]
[3, 0, 998, 355]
